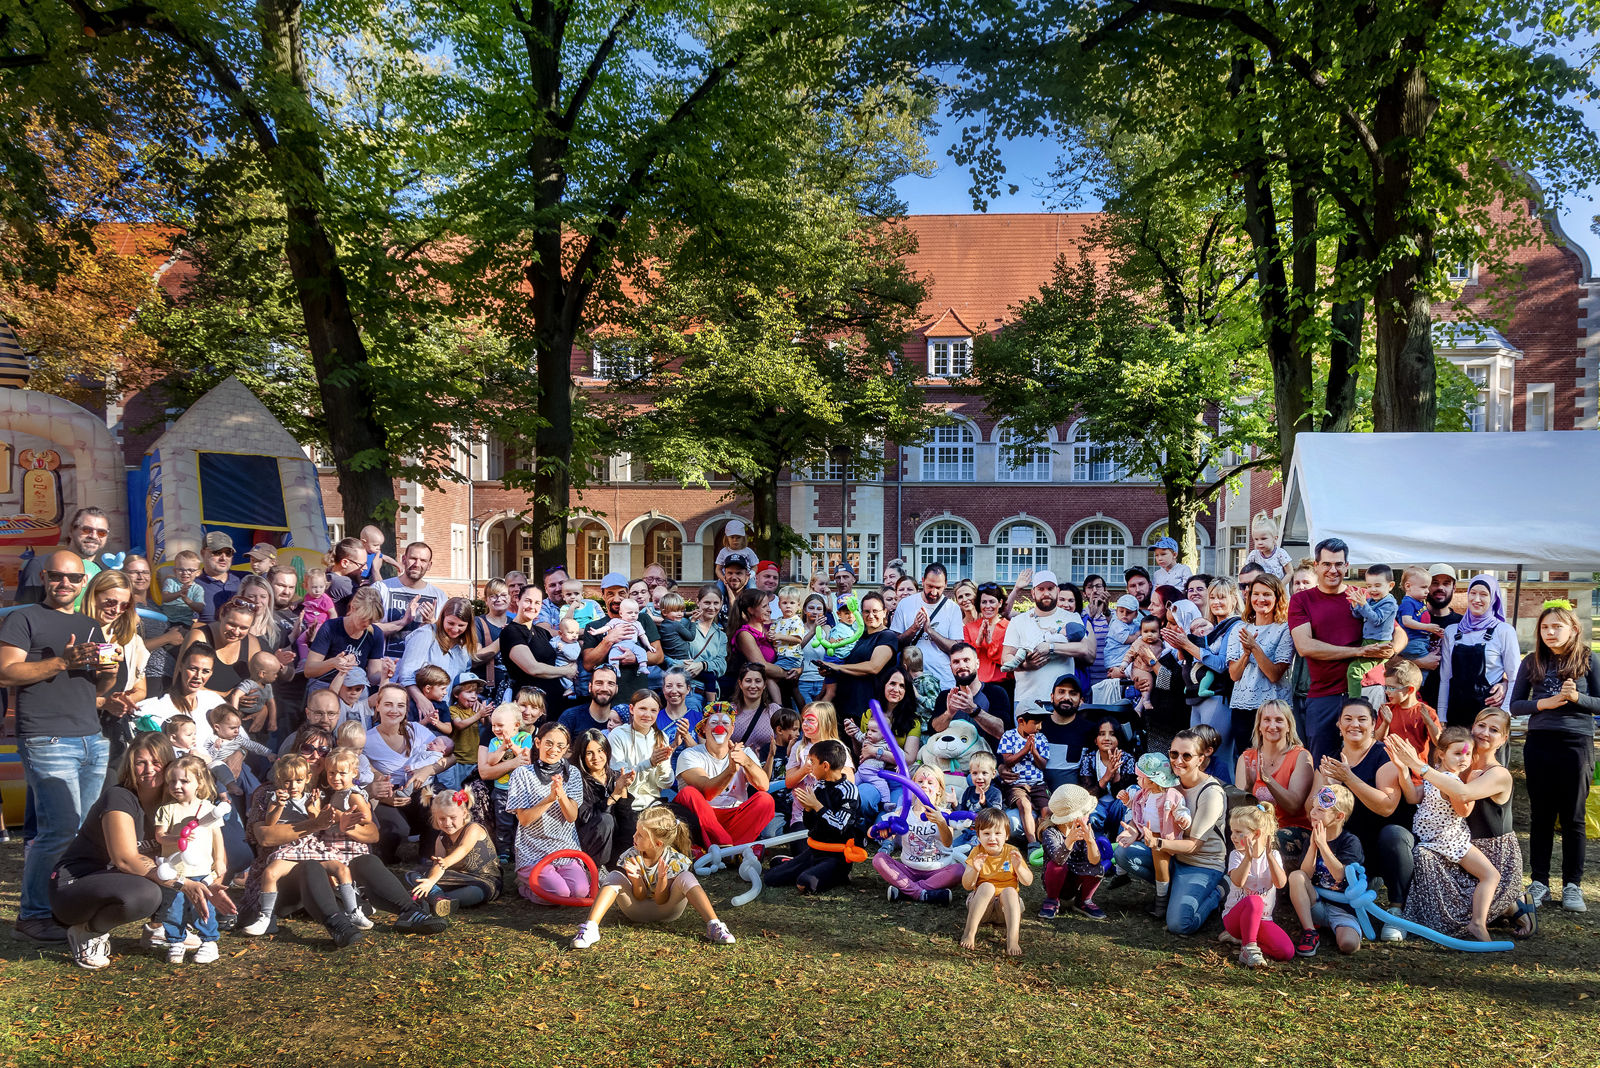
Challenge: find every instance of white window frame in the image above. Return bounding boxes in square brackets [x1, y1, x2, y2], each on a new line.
[449, 523, 468, 580]
[796, 532, 880, 585]
[918, 520, 974, 581]
[326, 517, 346, 545]
[994, 521, 1050, 584]
[1445, 259, 1478, 285]
[928, 337, 972, 379]
[920, 423, 976, 481]
[1069, 521, 1127, 586]
[1525, 384, 1554, 432]
[995, 426, 1052, 482]
[589, 340, 648, 382]
[577, 523, 610, 582]
[647, 524, 683, 581]
[1068, 424, 1126, 482]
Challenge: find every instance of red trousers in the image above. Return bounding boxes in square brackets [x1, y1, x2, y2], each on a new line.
[674, 786, 776, 847]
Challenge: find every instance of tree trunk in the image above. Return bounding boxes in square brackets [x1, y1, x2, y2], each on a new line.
[750, 468, 782, 563]
[528, 274, 576, 577]
[1369, 24, 1439, 432]
[1323, 236, 1365, 433]
[1164, 481, 1204, 572]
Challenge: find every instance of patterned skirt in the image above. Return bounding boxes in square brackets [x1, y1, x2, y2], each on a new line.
[1402, 832, 1524, 937]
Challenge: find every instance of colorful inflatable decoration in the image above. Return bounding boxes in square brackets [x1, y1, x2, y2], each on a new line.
[524, 849, 599, 908]
[691, 829, 810, 908]
[1316, 863, 1514, 953]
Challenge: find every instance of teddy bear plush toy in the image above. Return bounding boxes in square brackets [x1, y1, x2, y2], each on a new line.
[921, 719, 994, 802]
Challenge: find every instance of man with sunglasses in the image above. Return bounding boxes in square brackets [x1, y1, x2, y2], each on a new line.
[0, 550, 120, 943]
[195, 531, 242, 623]
[13, 507, 112, 608]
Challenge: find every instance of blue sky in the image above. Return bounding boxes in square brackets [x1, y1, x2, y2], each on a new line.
[896, 39, 1600, 272]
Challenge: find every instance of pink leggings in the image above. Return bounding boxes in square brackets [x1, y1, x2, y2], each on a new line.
[516, 858, 593, 903]
[1043, 862, 1101, 905]
[872, 854, 964, 898]
[1223, 896, 1294, 960]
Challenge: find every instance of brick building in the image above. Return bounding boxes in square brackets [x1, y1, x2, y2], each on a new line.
[106, 208, 1597, 600]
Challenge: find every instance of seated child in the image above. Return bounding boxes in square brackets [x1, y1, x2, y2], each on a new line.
[508, 722, 590, 905]
[952, 752, 1004, 854]
[872, 763, 963, 904]
[296, 568, 337, 667]
[1396, 565, 1443, 660]
[959, 806, 1033, 956]
[334, 669, 373, 729]
[239, 755, 362, 938]
[406, 788, 501, 916]
[572, 805, 735, 948]
[1038, 784, 1105, 920]
[1221, 804, 1291, 967]
[477, 703, 533, 864]
[766, 739, 862, 894]
[1288, 784, 1365, 957]
[152, 755, 226, 964]
[334, 720, 376, 787]
[996, 707, 1051, 844]
[1242, 513, 1293, 579]
[605, 597, 654, 671]
[1116, 753, 1188, 910]
[757, 706, 801, 839]
[561, 579, 604, 630]
[1398, 725, 1500, 942]
[159, 551, 207, 628]
[554, 618, 583, 696]
[854, 718, 894, 810]
[413, 664, 453, 729]
[204, 705, 274, 766]
[229, 650, 283, 737]
[1345, 564, 1399, 697]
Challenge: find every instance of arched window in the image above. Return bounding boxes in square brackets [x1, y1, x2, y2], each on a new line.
[1069, 423, 1125, 482]
[994, 521, 1050, 584]
[996, 426, 1052, 482]
[645, 522, 683, 581]
[1069, 522, 1126, 585]
[920, 423, 976, 481]
[918, 520, 974, 580]
[574, 521, 610, 581]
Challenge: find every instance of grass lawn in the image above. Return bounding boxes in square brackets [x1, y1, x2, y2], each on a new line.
[2, 775, 1597, 1068]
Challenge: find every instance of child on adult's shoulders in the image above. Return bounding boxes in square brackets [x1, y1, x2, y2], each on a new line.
[1242, 514, 1293, 579]
[1149, 538, 1192, 592]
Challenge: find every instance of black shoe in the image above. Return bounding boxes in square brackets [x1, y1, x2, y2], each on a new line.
[394, 909, 448, 934]
[12, 916, 68, 943]
[326, 915, 366, 949]
[1145, 898, 1169, 919]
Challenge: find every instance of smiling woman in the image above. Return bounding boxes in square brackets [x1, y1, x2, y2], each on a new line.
[79, 569, 148, 765]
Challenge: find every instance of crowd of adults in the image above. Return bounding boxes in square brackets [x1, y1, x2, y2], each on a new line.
[4, 507, 1594, 969]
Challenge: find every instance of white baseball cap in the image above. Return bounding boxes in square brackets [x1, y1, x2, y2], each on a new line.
[1032, 570, 1059, 588]
[725, 519, 747, 536]
[1428, 563, 1455, 579]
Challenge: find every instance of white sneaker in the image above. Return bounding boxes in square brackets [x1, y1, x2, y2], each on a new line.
[704, 919, 735, 945]
[885, 886, 900, 902]
[348, 908, 374, 930]
[67, 924, 110, 970]
[1238, 943, 1266, 968]
[1378, 923, 1406, 942]
[1526, 881, 1550, 909]
[238, 913, 273, 937]
[166, 942, 187, 964]
[192, 941, 220, 964]
[139, 923, 167, 950]
[1563, 883, 1587, 912]
[571, 921, 601, 950]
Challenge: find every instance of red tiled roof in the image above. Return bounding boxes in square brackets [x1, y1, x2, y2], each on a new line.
[902, 213, 1108, 335]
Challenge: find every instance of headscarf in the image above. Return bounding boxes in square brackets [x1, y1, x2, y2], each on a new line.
[1455, 573, 1505, 641]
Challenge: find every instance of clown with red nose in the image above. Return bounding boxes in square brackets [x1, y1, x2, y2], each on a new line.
[672, 703, 777, 852]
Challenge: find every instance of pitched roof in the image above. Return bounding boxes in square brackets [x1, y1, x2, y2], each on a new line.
[902, 213, 1108, 335]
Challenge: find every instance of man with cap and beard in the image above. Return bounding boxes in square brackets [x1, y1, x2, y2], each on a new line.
[1000, 570, 1094, 718]
[581, 573, 663, 697]
[1417, 564, 1461, 708]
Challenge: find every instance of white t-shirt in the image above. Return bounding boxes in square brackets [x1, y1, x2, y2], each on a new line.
[675, 745, 750, 807]
[889, 594, 965, 690]
[135, 691, 228, 750]
[1004, 608, 1087, 714]
[376, 578, 446, 657]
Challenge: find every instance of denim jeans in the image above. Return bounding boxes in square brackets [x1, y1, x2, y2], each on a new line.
[18, 733, 109, 919]
[161, 880, 220, 943]
[1113, 842, 1226, 935]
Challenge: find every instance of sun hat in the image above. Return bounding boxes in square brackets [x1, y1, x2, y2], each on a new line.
[1047, 784, 1096, 825]
[1136, 752, 1179, 789]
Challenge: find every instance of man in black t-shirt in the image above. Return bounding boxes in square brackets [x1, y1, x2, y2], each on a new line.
[1037, 674, 1094, 791]
[0, 550, 118, 943]
[581, 572, 662, 698]
[931, 643, 1008, 742]
[1417, 564, 1463, 708]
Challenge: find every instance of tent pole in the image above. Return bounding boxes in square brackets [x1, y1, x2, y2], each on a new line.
[1511, 564, 1523, 628]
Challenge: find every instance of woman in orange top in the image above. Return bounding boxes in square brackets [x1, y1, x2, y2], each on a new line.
[1236, 700, 1314, 865]
[964, 582, 1011, 685]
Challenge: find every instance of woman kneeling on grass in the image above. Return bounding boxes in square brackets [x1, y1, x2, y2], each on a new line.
[571, 805, 735, 948]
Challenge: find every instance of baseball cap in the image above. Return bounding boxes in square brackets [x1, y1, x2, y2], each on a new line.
[203, 531, 235, 553]
[1115, 594, 1140, 612]
[1051, 673, 1082, 693]
[834, 561, 857, 576]
[450, 671, 484, 697]
[600, 571, 629, 589]
[756, 559, 779, 575]
[247, 542, 278, 562]
[725, 519, 747, 536]
[1031, 569, 1059, 588]
[1154, 537, 1179, 552]
[721, 555, 749, 571]
[1123, 565, 1150, 582]
[1428, 564, 1455, 579]
[1017, 704, 1050, 721]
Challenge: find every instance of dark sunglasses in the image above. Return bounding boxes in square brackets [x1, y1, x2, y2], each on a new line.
[300, 742, 331, 756]
[1168, 750, 1197, 762]
[211, 548, 236, 557]
[43, 570, 86, 584]
[78, 526, 110, 537]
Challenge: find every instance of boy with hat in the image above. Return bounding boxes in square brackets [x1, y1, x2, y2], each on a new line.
[443, 671, 487, 787]
[1150, 537, 1191, 590]
[246, 542, 279, 575]
[715, 520, 759, 577]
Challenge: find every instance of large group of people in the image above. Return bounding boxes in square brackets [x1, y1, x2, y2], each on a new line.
[4, 508, 1591, 969]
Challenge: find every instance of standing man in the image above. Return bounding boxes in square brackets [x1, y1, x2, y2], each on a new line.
[716, 557, 751, 628]
[1288, 538, 1405, 761]
[14, 507, 112, 607]
[890, 562, 965, 691]
[1001, 570, 1094, 719]
[0, 551, 119, 943]
[195, 531, 241, 623]
[581, 572, 663, 697]
[833, 562, 857, 599]
[1417, 564, 1462, 708]
[375, 542, 445, 658]
[536, 567, 565, 632]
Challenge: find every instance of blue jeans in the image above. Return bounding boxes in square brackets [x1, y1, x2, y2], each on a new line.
[161, 880, 220, 943]
[1091, 795, 1126, 837]
[1113, 842, 1226, 935]
[1305, 695, 1347, 764]
[797, 679, 824, 707]
[18, 733, 109, 919]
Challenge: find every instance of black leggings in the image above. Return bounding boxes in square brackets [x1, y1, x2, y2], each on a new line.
[374, 798, 437, 864]
[273, 854, 417, 928]
[1374, 824, 1417, 907]
[766, 846, 849, 893]
[50, 866, 165, 935]
[1524, 730, 1592, 886]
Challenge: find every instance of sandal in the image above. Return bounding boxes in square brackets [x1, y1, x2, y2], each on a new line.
[1511, 899, 1538, 940]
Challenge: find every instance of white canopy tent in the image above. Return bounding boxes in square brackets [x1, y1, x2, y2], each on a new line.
[1280, 431, 1600, 570]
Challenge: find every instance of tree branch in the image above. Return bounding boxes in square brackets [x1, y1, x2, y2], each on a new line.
[1198, 453, 1274, 499]
[558, 4, 637, 134]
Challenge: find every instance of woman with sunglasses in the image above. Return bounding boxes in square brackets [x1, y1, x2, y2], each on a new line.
[1112, 728, 1230, 935]
[80, 569, 149, 770]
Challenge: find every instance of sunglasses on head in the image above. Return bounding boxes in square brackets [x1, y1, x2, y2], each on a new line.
[43, 570, 86, 584]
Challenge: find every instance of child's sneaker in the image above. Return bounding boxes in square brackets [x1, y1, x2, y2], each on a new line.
[1294, 929, 1320, 957]
[571, 921, 601, 950]
[703, 919, 735, 945]
[166, 942, 188, 965]
[192, 941, 220, 964]
[924, 889, 953, 906]
[1037, 898, 1060, 919]
[139, 923, 167, 950]
[1238, 943, 1267, 968]
[885, 886, 900, 902]
[237, 913, 273, 937]
[1078, 901, 1107, 921]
